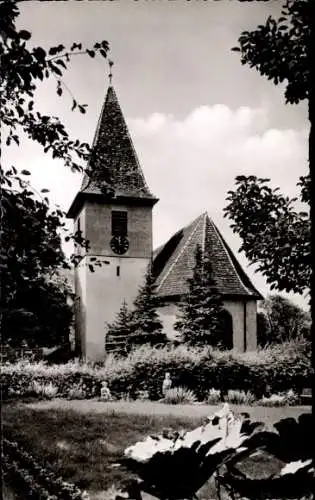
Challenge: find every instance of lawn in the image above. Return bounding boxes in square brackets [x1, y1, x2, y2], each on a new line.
[2, 402, 311, 500]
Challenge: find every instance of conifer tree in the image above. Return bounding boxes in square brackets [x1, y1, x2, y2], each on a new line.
[174, 244, 225, 347]
[128, 265, 167, 347]
[105, 299, 132, 353]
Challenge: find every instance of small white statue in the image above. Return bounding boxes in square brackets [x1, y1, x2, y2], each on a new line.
[162, 372, 172, 396]
[100, 381, 112, 401]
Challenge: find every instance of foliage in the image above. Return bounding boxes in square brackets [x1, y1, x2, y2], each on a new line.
[127, 266, 167, 349]
[32, 380, 59, 399]
[217, 412, 314, 500]
[121, 404, 252, 500]
[2, 360, 101, 401]
[3, 406, 203, 495]
[1, 1, 108, 171]
[232, 0, 310, 105]
[206, 388, 222, 405]
[3, 438, 89, 500]
[175, 245, 226, 348]
[0, 1, 109, 347]
[225, 390, 255, 405]
[1, 171, 75, 347]
[257, 294, 311, 346]
[224, 176, 310, 295]
[67, 381, 89, 400]
[121, 404, 314, 500]
[2, 340, 311, 403]
[227, 0, 311, 297]
[106, 300, 133, 354]
[163, 387, 197, 405]
[2, 275, 73, 348]
[258, 390, 299, 407]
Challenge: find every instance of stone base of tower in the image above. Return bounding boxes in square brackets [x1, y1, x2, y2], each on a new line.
[74, 255, 150, 362]
[156, 299, 257, 352]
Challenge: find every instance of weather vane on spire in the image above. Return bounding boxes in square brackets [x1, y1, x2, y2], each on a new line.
[108, 59, 114, 85]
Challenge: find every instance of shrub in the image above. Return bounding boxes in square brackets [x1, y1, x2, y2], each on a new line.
[206, 388, 221, 404]
[259, 394, 287, 407]
[1, 340, 311, 404]
[32, 381, 58, 399]
[258, 390, 300, 407]
[67, 381, 88, 400]
[163, 387, 197, 404]
[225, 390, 256, 405]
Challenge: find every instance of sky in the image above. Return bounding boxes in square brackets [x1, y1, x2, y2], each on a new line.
[3, 0, 309, 309]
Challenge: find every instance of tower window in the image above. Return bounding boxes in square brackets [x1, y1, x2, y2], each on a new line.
[116, 266, 120, 277]
[112, 210, 128, 236]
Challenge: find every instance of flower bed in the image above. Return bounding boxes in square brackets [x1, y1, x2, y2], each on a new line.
[3, 438, 88, 500]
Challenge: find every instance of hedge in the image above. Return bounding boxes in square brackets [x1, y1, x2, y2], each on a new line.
[1, 341, 312, 402]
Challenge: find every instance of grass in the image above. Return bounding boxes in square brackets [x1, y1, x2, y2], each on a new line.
[3, 402, 311, 499]
[3, 404, 204, 496]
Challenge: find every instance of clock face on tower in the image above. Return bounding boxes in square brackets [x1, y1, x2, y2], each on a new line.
[110, 235, 129, 255]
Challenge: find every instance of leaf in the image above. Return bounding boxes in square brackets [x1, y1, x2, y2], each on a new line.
[57, 87, 62, 96]
[41, 189, 50, 193]
[231, 47, 241, 52]
[21, 170, 31, 176]
[88, 264, 95, 273]
[71, 100, 77, 111]
[52, 65, 62, 76]
[16, 106, 24, 117]
[19, 30, 31, 40]
[86, 49, 95, 58]
[55, 59, 67, 69]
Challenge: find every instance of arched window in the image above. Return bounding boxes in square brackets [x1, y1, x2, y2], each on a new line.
[220, 309, 233, 350]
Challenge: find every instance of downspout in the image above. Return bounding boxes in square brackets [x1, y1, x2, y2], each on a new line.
[243, 301, 247, 352]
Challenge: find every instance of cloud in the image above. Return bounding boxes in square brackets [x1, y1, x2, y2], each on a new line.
[128, 105, 309, 308]
[128, 104, 308, 242]
[3, 104, 309, 308]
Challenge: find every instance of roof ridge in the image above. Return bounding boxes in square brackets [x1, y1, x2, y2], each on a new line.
[208, 216, 253, 296]
[155, 214, 204, 294]
[201, 212, 207, 256]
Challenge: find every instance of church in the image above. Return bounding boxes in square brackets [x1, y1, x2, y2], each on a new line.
[67, 82, 262, 362]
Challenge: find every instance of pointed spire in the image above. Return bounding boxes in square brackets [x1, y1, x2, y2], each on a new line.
[79, 83, 157, 202]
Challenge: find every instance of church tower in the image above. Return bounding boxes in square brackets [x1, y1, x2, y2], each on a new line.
[67, 78, 158, 361]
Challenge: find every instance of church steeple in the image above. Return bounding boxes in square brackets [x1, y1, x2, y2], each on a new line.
[68, 82, 158, 218]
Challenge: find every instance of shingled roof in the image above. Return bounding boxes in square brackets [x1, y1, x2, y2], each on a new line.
[68, 85, 157, 218]
[152, 212, 262, 300]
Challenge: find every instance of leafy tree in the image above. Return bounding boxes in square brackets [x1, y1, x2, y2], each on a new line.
[225, 0, 311, 296]
[257, 294, 311, 346]
[2, 278, 73, 348]
[128, 266, 167, 348]
[224, 175, 310, 295]
[0, 1, 109, 347]
[174, 245, 225, 348]
[0, 181, 75, 347]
